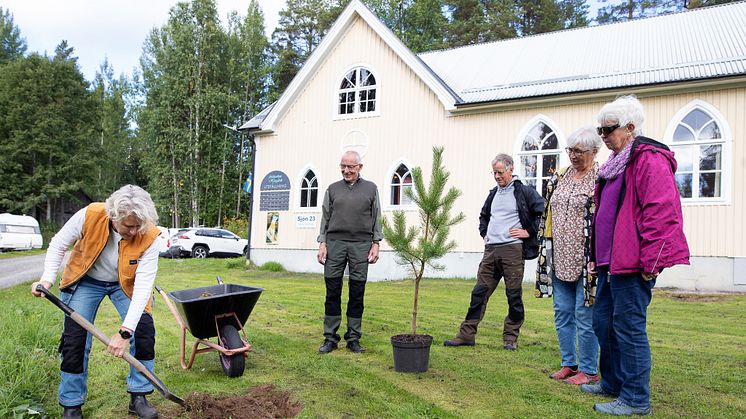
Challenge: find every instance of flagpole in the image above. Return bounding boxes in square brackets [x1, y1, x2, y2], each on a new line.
[245, 134, 256, 265]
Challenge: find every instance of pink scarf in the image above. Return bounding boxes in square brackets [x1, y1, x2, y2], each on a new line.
[599, 141, 634, 180]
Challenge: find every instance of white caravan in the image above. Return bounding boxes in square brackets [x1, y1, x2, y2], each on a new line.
[0, 213, 43, 251]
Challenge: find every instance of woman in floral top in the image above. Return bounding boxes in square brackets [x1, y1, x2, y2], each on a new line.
[536, 126, 602, 385]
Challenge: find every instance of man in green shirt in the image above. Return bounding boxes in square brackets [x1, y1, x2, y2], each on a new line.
[317, 150, 382, 354]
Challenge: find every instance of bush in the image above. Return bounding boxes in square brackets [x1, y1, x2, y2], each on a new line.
[258, 261, 284, 272]
[223, 217, 248, 239]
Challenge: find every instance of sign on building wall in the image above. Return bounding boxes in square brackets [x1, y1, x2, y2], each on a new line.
[295, 213, 318, 229]
[259, 171, 291, 211]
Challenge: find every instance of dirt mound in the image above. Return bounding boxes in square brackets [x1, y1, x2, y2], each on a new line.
[165, 384, 302, 418]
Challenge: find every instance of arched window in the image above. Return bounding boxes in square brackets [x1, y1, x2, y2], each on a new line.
[300, 169, 318, 208]
[338, 67, 377, 115]
[390, 164, 413, 206]
[516, 120, 560, 196]
[666, 102, 730, 201]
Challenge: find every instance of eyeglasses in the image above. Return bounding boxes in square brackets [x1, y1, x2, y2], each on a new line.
[340, 164, 361, 170]
[596, 124, 620, 136]
[565, 147, 592, 156]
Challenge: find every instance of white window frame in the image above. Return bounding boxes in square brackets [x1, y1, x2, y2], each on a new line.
[384, 159, 416, 211]
[333, 63, 381, 120]
[663, 99, 732, 205]
[513, 115, 567, 196]
[294, 165, 322, 212]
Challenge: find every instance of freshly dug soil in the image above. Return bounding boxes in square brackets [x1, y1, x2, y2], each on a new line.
[390, 334, 433, 345]
[163, 384, 302, 418]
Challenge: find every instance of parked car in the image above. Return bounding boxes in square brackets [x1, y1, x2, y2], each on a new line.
[0, 213, 43, 252]
[156, 226, 172, 257]
[169, 228, 248, 258]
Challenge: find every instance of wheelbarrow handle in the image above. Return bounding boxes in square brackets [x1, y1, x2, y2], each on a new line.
[35, 285, 186, 407]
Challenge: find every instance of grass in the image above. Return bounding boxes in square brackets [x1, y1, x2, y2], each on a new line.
[1, 258, 745, 418]
[0, 248, 46, 259]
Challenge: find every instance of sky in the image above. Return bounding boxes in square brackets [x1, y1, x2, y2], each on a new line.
[0, 0, 284, 81]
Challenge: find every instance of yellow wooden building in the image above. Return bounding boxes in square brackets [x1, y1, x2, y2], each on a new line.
[240, 0, 746, 291]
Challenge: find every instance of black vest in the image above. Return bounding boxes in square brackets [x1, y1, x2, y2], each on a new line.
[326, 178, 377, 241]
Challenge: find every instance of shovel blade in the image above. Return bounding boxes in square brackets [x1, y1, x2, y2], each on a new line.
[165, 392, 186, 407]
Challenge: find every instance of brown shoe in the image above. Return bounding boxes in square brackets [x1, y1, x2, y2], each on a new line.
[443, 337, 475, 347]
[565, 371, 599, 385]
[550, 366, 578, 380]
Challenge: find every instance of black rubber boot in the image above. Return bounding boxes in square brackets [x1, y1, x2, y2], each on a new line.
[62, 406, 83, 419]
[128, 394, 158, 419]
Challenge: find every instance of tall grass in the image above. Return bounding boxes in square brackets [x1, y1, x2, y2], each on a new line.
[1, 258, 744, 418]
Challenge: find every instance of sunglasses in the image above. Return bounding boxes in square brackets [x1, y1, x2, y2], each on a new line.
[596, 124, 620, 136]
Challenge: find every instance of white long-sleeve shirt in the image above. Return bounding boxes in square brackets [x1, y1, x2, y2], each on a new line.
[41, 207, 159, 331]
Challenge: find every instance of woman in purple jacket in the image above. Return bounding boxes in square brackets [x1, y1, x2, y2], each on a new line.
[583, 95, 690, 416]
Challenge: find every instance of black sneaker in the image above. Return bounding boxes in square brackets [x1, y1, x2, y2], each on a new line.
[347, 340, 365, 353]
[318, 340, 338, 354]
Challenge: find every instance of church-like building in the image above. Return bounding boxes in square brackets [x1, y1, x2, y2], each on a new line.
[240, 0, 746, 291]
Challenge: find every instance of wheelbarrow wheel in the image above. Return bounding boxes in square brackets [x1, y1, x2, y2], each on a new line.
[218, 324, 245, 377]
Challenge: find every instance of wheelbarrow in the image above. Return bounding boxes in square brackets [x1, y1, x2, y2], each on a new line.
[156, 276, 263, 377]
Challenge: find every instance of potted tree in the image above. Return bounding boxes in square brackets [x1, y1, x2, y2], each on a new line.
[382, 146, 464, 372]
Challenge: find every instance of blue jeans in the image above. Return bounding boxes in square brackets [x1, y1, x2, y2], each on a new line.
[58, 276, 155, 407]
[552, 274, 598, 374]
[593, 268, 655, 408]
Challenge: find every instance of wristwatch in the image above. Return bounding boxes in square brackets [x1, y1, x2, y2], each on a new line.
[118, 329, 132, 339]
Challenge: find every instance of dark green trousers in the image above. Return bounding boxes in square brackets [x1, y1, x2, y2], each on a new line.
[323, 239, 371, 343]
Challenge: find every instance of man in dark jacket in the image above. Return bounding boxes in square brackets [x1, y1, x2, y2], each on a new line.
[444, 153, 544, 350]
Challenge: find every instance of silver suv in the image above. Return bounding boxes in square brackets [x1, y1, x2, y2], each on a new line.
[169, 228, 248, 258]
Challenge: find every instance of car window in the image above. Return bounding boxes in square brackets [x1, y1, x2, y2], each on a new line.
[219, 230, 237, 239]
[197, 229, 220, 237]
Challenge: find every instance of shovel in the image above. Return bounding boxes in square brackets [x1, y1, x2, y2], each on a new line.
[36, 285, 186, 407]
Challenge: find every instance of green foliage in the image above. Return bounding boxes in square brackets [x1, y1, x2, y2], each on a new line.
[0, 48, 98, 220]
[269, 0, 344, 98]
[2, 262, 744, 417]
[223, 216, 249, 238]
[382, 146, 464, 334]
[258, 261, 285, 272]
[138, 0, 270, 228]
[0, 7, 26, 64]
[593, 0, 705, 24]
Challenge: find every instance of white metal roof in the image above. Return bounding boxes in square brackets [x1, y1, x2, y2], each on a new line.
[419, 2, 746, 104]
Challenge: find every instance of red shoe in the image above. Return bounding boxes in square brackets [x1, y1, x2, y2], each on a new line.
[565, 371, 599, 385]
[549, 366, 578, 380]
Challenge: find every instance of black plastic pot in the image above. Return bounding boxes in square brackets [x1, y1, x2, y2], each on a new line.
[391, 334, 433, 373]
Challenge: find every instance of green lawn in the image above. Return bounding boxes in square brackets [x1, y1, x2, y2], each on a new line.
[2, 258, 745, 418]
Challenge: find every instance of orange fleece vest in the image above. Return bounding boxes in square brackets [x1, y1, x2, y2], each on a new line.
[60, 203, 159, 313]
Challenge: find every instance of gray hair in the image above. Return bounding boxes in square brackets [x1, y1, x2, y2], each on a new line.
[341, 150, 362, 164]
[597, 94, 645, 137]
[567, 126, 603, 151]
[491, 153, 513, 170]
[105, 185, 158, 232]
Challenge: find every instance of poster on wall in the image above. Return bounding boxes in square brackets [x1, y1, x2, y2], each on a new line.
[266, 212, 279, 244]
[295, 213, 317, 229]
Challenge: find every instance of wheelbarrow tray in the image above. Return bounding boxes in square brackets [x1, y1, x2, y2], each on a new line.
[168, 284, 263, 339]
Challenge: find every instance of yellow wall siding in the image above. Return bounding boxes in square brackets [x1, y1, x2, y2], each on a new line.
[252, 16, 746, 259]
